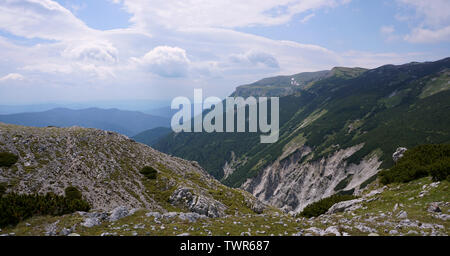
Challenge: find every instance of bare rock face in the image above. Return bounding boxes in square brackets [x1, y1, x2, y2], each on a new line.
[242, 144, 382, 214]
[169, 187, 227, 217]
[392, 147, 407, 162]
[0, 123, 263, 215]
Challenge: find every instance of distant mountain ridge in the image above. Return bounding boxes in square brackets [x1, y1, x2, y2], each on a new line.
[0, 107, 170, 137]
[132, 127, 172, 146]
[230, 67, 367, 97]
[154, 57, 450, 213]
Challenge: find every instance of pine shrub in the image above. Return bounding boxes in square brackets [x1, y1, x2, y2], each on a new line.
[0, 152, 18, 168]
[299, 194, 357, 218]
[140, 166, 158, 179]
[380, 144, 450, 184]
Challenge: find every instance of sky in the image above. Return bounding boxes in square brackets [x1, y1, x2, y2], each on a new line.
[0, 0, 449, 105]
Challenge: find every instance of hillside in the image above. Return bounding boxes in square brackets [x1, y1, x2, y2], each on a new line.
[154, 57, 450, 213]
[0, 123, 266, 219]
[1, 161, 448, 236]
[0, 108, 170, 137]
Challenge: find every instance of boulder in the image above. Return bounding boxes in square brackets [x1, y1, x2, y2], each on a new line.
[396, 210, 408, 219]
[178, 212, 206, 223]
[109, 206, 130, 222]
[169, 187, 226, 217]
[392, 147, 407, 162]
[427, 202, 442, 213]
[81, 217, 101, 228]
[146, 212, 162, 219]
[327, 198, 364, 214]
[324, 226, 341, 236]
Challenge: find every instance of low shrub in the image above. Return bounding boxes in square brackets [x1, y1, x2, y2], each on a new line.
[0, 183, 6, 196]
[140, 166, 158, 179]
[64, 186, 83, 201]
[0, 152, 18, 168]
[0, 189, 90, 228]
[299, 194, 357, 218]
[429, 158, 450, 182]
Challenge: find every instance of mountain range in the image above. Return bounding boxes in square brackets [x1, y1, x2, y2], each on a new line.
[0, 108, 170, 137]
[1, 122, 448, 236]
[153, 57, 450, 213]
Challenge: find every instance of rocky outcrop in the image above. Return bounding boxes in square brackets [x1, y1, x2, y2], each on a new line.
[327, 198, 364, 214]
[392, 147, 407, 162]
[169, 187, 227, 217]
[242, 144, 382, 214]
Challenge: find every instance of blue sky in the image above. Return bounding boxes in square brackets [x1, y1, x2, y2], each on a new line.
[0, 0, 449, 105]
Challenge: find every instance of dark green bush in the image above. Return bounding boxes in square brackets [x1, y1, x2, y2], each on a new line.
[0, 189, 90, 228]
[334, 174, 353, 191]
[379, 144, 450, 184]
[429, 158, 450, 182]
[140, 166, 158, 179]
[0, 152, 18, 168]
[299, 194, 357, 218]
[64, 186, 82, 200]
[0, 183, 6, 196]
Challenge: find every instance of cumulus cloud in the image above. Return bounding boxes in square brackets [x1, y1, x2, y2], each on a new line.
[132, 46, 191, 78]
[62, 41, 119, 64]
[0, 73, 25, 82]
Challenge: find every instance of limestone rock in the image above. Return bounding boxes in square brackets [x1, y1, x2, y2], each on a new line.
[427, 202, 442, 213]
[169, 187, 226, 217]
[392, 147, 407, 162]
[327, 198, 364, 214]
[109, 206, 130, 222]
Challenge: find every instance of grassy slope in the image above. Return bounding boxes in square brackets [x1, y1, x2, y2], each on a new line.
[2, 176, 447, 236]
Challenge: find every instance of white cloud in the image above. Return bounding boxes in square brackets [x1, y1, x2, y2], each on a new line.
[0, 73, 25, 82]
[380, 25, 401, 42]
[397, 0, 450, 27]
[229, 50, 280, 68]
[132, 46, 191, 78]
[404, 26, 450, 43]
[62, 41, 119, 64]
[115, 0, 351, 29]
[300, 13, 316, 23]
[0, 0, 442, 104]
[0, 0, 94, 40]
[396, 0, 450, 43]
[380, 26, 395, 35]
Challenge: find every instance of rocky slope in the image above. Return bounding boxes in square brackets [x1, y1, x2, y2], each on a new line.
[0, 122, 265, 218]
[242, 145, 381, 213]
[1, 175, 448, 236]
